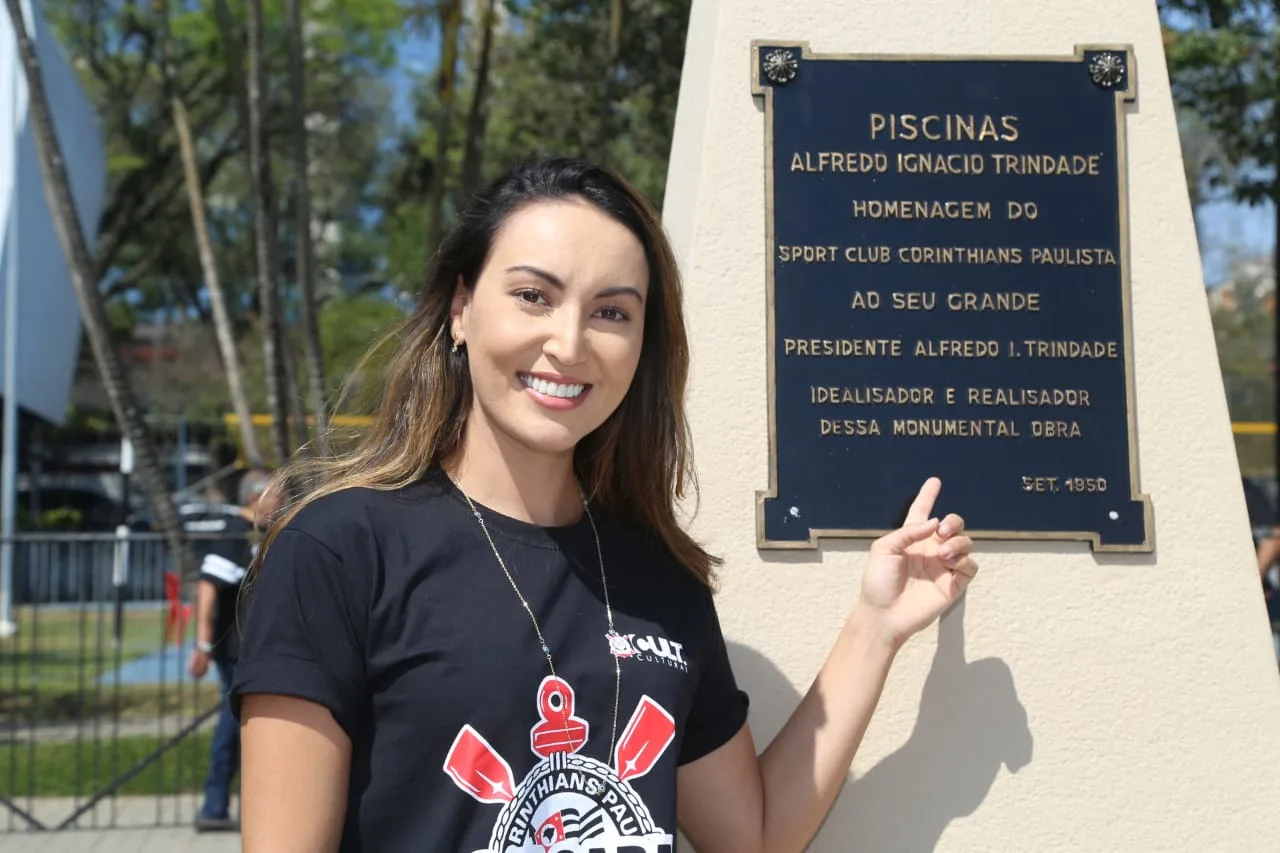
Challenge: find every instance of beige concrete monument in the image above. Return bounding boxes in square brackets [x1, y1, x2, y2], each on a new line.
[663, 0, 1280, 848]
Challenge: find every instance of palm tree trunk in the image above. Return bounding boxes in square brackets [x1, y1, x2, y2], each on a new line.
[592, 0, 626, 163]
[282, 330, 306, 451]
[174, 102, 264, 467]
[246, 0, 290, 465]
[426, 0, 463, 255]
[457, 0, 497, 205]
[285, 0, 331, 457]
[3, 0, 196, 577]
[159, 0, 264, 470]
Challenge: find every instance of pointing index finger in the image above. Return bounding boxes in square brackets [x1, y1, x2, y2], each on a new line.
[904, 477, 942, 525]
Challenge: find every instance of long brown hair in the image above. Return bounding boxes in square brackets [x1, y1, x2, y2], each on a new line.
[257, 158, 720, 586]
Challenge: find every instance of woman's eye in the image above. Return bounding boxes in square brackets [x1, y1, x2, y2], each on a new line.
[596, 307, 628, 322]
[516, 289, 547, 305]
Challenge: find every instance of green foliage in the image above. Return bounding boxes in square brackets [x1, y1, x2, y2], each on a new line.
[44, 0, 404, 308]
[46, 0, 693, 453]
[18, 506, 84, 531]
[379, 0, 691, 291]
[1161, 1, 1279, 208]
[319, 295, 408, 409]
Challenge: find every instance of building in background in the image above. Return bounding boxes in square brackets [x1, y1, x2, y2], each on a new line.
[2, 0, 109, 527]
[1, 0, 106, 424]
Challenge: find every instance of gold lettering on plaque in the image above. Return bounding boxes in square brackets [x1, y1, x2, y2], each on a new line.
[896, 152, 986, 175]
[1029, 248, 1117, 265]
[869, 113, 1020, 143]
[811, 386, 935, 405]
[892, 292, 936, 311]
[784, 338, 904, 357]
[898, 246, 1023, 265]
[820, 419, 883, 436]
[844, 246, 892, 263]
[914, 340, 1000, 358]
[991, 153, 1101, 176]
[1031, 420, 1083, 438]
[791, 151, 890, 173]
[1021, 340, 1118, 359]
[778, 245, 839, 263]
[946, 292, 1041, 312]
[853, 199, 993, 220]
[966, 388, 1091, 407]
[891, 419, 1021, 437]
[850, 291, 881, 310]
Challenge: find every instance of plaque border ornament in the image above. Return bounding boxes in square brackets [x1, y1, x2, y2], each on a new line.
[762, 48, 800, 84]
[749, 42, 1154, 554]
[1087, 51, 1127, 89]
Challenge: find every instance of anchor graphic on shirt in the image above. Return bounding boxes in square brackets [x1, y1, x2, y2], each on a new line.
[443, 676, 677, 852]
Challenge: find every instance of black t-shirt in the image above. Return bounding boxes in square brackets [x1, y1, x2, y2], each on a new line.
[192, 512, 255, 664]
[229, 469, 749, 852]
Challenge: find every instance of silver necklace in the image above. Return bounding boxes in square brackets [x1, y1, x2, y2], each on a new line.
[460, 485, 622, 759]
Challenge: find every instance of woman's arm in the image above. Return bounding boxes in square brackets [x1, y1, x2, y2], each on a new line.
[240, 694, 352, 853]
[677, 478, 976, 853]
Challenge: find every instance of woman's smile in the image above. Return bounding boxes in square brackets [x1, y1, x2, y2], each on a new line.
[518, 371, 593, 411]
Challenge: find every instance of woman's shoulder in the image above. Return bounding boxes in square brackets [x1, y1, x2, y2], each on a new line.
[278, 477, 454, 553]
[599, 512, 714, 600]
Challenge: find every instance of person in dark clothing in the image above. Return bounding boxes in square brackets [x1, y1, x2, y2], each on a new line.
[1243, 478, 1280, 662]
[231, 159, 978, 853]
[188, 468, 280, 832]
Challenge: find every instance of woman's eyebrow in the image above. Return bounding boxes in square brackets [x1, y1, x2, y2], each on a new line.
[506, 265, 645, 303]
[598, 285, 645, 303]
[505, 264, 564, 289]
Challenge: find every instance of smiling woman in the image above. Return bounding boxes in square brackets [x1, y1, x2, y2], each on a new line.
[228, 157, 978, 853]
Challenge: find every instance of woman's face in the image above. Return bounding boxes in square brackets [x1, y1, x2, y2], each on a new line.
[451, 199, 649, 457]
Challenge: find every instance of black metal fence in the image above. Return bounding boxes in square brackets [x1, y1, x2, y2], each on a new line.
[0, 532, 245, 832]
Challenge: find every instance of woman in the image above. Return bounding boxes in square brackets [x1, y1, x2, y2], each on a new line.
[231, 157, 977, 853]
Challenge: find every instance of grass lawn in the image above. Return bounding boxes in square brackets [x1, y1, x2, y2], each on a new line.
[0, 606, 221, 724]
[0, 605, 231, 798]
[0, 730, 225, 797]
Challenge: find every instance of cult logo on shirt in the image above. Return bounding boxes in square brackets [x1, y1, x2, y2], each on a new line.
[444, 676, 676, 853]
[605, 630, 688, 673]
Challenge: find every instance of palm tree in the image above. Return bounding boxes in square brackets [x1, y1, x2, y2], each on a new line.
[458, 0, 498, 205]
[159, 0, 264, 469]
[246, 0, 290, 464]
[3, 0, 196, 576]
[285, 0, 331, 457]
[426, 0, 463, 256]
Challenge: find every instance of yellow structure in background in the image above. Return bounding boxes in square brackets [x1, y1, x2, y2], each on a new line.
[222, 414, 374, 466]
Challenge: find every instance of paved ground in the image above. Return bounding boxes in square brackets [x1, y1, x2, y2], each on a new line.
[0, 827, 241, 851]
[0, 795, 240, 852]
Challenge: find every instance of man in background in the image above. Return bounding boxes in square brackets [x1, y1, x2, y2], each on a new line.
[1243, 477, 1280, 666]
[187, 468, 281, 832]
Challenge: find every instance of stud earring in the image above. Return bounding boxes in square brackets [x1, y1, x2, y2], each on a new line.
[452, 338, 464, 353]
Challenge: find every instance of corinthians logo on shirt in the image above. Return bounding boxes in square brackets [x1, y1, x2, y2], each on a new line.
[444, 676, 676, 853]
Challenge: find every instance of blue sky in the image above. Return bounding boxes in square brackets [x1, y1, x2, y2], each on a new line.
[389, 33, 435, 128]
[1198, 199, 1276, 285]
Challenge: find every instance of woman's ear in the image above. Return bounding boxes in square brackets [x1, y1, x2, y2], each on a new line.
[449, 275, 469, 347]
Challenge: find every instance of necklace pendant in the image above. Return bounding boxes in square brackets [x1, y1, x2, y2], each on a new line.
[605, 630, 636, 659]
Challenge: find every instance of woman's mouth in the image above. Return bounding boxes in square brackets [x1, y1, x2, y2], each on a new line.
[519, 373, 591, 410]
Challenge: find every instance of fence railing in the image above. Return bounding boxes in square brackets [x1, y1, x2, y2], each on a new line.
[5, 533, 178, 606]
[0, 532, 248, 832]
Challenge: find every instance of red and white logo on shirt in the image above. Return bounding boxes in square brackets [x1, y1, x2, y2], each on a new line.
[444, 676, 676, 853]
